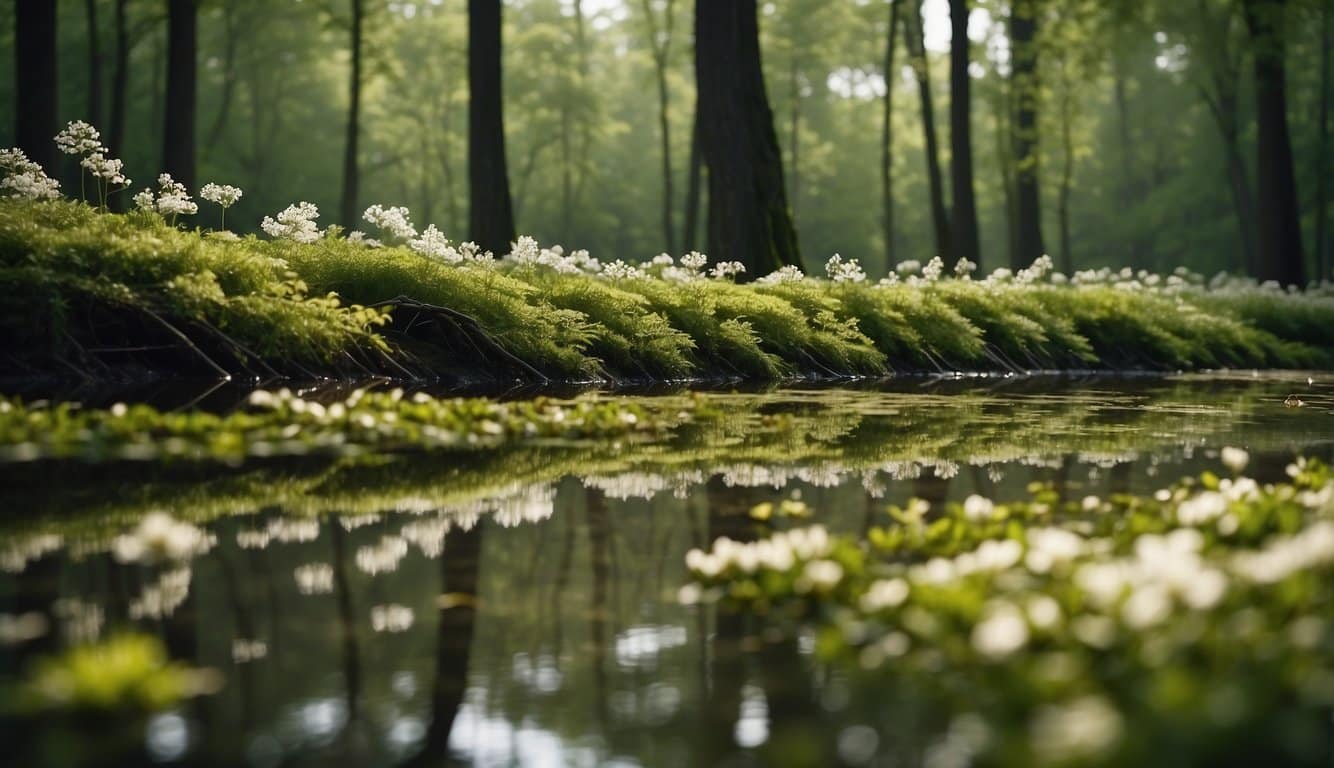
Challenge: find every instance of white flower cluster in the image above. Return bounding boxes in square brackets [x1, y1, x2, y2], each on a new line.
[1015, 254, 1054, 284]
[55, 121, 132, 198]
[134, 173, 198, 217]
[200, 182, 243, 208]
[261, 202, 321, 243]
[602, 259, 645, 280]
[371, 603, 415, 633]
[685, 525, 833, 580]
[0, 148, 60, 200]
[756, 265, 806, 284]
[294, 563, 335, 595]
[80, 152, 128, 186]
[356, 534, 409, 575]
[826, 253, 867, 283]
[921, 256, 945, 282]
[129, 567, 193, 620]
[55, 120, 103, 155]
[506, 237, 602, 275]
[363, 204, 417, 242]
[954, 258, 978, 279]
[710, 261, 747, 281]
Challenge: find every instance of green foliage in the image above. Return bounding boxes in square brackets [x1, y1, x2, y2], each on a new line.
[11, 633, 219, 715]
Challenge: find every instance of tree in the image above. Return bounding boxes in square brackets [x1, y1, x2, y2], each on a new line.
[1316, 0, 1330, 281]
[881, 0, 903, 266]
[15, 0, 58, 176]
[638, 0, 677, 254]
[468, 0, 516, 254]
[904, 1, 951, 262]
[108, 0, 130, 160]
[84, 0, 104, 131]
[695, 0, 800, 276]
[949, 0, 981, 268]
[1010, 0, 1046, 268]
[162, 0, 197, 191]
[341, 0, 364, 229]
[1241, 0, 1305, 286]
[681, 107, 702, 253]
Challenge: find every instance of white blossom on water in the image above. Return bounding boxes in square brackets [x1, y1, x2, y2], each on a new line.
[261, 202, 321, 243]
[294, 563, 335, 595]
[371, 604, 414, 633]
[112, 512, 214, 564]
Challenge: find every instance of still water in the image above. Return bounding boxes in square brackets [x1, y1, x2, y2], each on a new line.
[2, 374, 1332, 767]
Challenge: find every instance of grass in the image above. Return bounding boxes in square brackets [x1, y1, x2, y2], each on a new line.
[2, 199, 1331, 383]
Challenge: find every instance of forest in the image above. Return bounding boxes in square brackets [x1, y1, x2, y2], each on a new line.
[3, 0, 1330, 286]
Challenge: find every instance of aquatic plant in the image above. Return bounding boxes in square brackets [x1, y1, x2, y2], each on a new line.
[681, 453, 1334, 767]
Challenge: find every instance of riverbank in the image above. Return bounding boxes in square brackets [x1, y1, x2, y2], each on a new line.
[4, 200, 1332, 386]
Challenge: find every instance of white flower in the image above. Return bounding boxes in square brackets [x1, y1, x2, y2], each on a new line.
[602, 259, 644, 280]
[199, 182, 242, 208]
[826, 253, 867, 283]
[363, 204, 417, 242]
[54, 120, 102, 155]
[1176, 491, 1227, 526]
[921, 256, 945, 281]
[133, 188, 156, 211]
[962, 494, 995, 522]
[971, 602, 1029, 659]
[1030, 696, 1123, 764]
[895, 259, 922, 277]
[1016, 255, 1054, 284]
[680, 251, 708, 271]
[294, 563, 335, 595]
[0, 148, 60, 200]
[79, 152, 129, 185]
[954, 257, 977, 279]
[710, 261, 747, 280]
[860, 578, 910, 612]
[757, 265, 805, 284]
[261, 202, 321, 243]
[1220, 447, 1249, 474]
[138, 173, 197, 217]
[409, 224, 461, 263]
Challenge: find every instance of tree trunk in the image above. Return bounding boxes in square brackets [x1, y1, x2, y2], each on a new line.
[1058, 77, 1074, 274]
[341, 0, 363, 229]
[881, 0, 901, 268]
[1201, 86, 1259, 274]
[641, 0, 676, 255]
[162, 0, 197, 191]
[1317, 1, 1330, 281]
[84, 0, 103, 130]
[949, 0, 980, 269]
[1009, 0, 1045, 269]
[905, 1, 951, 263]
[695, 0, 800, 276]
[788, 56, 801, 220]
[1242, 0, 1305, 286]
[206, 1, 240, 150]
[109, 0, 129, 158]
[1111, 52, 1143, 267]
[468, 0, 516, 254]
[15, 0, 58, 176]
[682, 107, 702, 253]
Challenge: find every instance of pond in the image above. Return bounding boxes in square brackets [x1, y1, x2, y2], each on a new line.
[2, 373, 1332, 767]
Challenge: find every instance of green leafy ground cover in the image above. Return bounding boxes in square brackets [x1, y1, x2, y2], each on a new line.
[3, 200, 1332, 384]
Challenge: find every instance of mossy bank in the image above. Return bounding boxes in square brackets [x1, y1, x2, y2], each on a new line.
[3, 200, 1332, 386]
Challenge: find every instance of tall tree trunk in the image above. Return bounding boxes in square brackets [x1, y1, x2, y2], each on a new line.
[1111, 51, 1143, 268]
[341, 0, 363, 229]
[1009, 0, 1045, 269]
[905, 1, 951, 263]
[695, 0, 800, 276]
[1201, 87, 1259, 274]
[949, 0, 980, 269]
[1058, 70, 1074, 274]
[162, 0, 197, 191]
[468, 0, 516, 254]
[206, 1, 239, 150]
[1242, 0, 1305, 286]
[84, 0, 103, 130]
[108, 0, 130, 211]
[788, 56, 801, 220]
[881, 0, 902, 268]
[1317, 1, 1330, 281]
[15, 0, 58, 176]
[682, 107, 702, 253]
[641, 0, 676, 255]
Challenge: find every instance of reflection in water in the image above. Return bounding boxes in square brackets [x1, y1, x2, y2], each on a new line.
[1, 375, 1333, 766]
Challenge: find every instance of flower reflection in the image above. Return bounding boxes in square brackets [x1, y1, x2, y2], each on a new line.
[294, 563, 334, 595]
[113, 513, 213, 564]
[370, 604, 414, 633]
[129, 567, 192, 620]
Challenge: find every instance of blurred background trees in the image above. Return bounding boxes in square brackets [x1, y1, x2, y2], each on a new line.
[3, 0, 1330, 282]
